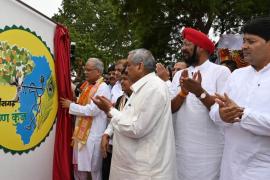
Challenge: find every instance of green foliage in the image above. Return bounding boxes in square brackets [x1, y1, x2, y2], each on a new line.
[0, 41, 34, 84]
[53, 0, 270, 67]
[53, 0, 131, 70]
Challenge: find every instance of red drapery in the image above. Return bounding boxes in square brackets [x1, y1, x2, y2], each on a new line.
[53, 24, 73, 180]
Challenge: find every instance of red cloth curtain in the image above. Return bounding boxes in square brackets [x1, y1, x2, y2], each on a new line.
[53, 24, 73, 180]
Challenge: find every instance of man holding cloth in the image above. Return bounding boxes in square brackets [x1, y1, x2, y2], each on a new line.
[170, 28, 231, 180]
[60, 58, 111, 180]
[210, 16, 270, 180]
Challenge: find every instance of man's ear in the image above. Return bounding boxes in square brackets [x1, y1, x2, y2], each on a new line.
[138, 62, 144, 71]
[197, 46, 210, 56]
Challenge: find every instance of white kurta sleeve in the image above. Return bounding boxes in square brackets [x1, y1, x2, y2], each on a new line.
[104, 122, 114, 137]
[209, 68, 231, 126]
[110, 87, 167, 139]
[169, 71, 181, 99]
[240, 108, 270, 136]
[209, 103, 231, 127]
[69, 83, 111, 117]
[165, 80, 172, 88]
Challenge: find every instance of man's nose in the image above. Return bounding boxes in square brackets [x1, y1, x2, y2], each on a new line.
[242, 42, 248, 50]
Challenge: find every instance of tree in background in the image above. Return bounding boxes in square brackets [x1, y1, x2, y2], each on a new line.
[53, 0, 270, 67]
[53, 0, 131, 69]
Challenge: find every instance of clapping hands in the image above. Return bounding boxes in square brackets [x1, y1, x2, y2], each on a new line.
[180, 70, 204, 97]
[215, 93, 244, 123]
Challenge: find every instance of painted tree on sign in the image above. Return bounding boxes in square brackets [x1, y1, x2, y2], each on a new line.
[0, 41, 35, 99]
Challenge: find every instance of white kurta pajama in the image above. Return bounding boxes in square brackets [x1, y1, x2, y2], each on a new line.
[210, 64, 270, 180]
[69, 82, 111, 180]
[108, 72, 177, 180]
[170, 60, 231, 180]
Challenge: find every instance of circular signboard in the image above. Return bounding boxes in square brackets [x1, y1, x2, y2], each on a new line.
[0, 26, 58, 154]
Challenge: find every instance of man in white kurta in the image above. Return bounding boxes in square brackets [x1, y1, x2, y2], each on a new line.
[61, 58, 111, 180]
[93, 48, 177, 180]
[209, 16, 270, 180]
[69, 81, 111, 178]
[170, 28, 231, 180]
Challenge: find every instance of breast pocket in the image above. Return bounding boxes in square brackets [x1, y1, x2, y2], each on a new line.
[119, 104, 137, 125]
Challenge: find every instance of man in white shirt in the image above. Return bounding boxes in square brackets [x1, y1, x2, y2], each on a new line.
[210, 16, 270, 180]
[170, 28, 231, 180]
[107, 64, 116, 90]
[93, 48, 177, 180]
[60, 58, 111, 180]
[110, 59, 126, 104]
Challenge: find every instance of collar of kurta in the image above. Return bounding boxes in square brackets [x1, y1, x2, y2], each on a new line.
[189, 59, 211, 72]
[123, 93, 131, 99]
[251, 62, 270, 73]
[115, 80, 121, 86]
[131, 72, 155, 93]
[112, 80, 122, 90]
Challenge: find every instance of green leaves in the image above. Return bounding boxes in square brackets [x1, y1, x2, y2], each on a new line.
[53, 0, 270, 69]
[0, 41, 34, 84]
[53, 0, 131, 70]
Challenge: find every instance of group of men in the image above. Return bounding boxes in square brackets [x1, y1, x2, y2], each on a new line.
[60, 16, 270, 180]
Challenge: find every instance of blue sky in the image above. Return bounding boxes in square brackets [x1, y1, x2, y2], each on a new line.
[20, 0, 62, 17]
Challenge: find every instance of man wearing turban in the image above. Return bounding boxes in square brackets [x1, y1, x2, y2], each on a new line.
[210, 16, 270, 180]
[169, 27, 231, 180]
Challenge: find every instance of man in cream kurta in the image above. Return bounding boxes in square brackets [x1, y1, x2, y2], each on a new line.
[93, 48, 177, 180]
[170, 28, 231, 180]
[210, 16, 270, 180]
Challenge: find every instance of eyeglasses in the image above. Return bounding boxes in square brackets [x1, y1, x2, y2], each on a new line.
[85, 68, 97, 72]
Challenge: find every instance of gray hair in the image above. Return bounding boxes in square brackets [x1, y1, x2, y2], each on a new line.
[128, 48, 156, 72]
[87, 58, 104, 73]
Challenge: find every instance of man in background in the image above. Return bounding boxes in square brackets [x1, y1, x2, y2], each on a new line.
[172, 61, 187, 77]
[111, 59, 126, 104]
[107, 64, 116, 90]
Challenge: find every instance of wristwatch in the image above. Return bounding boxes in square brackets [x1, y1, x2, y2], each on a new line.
[198, 91, 207, 99]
